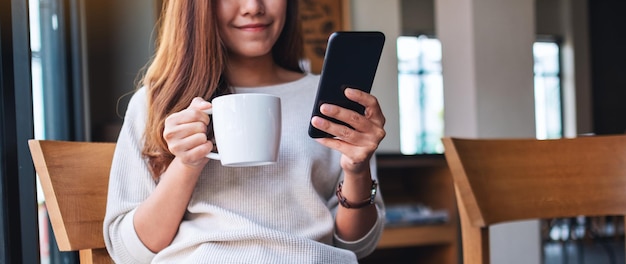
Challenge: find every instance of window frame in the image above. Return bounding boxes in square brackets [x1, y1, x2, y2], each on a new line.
[1, 0, 41, 263]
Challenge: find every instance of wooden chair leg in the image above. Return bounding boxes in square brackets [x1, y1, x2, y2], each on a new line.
[457, 187, 490, 264]
[623, 219, 626, 263]
[79, 248, 113, 264]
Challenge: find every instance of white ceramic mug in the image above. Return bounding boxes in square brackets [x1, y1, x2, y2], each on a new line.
[203, 93, 281, 167]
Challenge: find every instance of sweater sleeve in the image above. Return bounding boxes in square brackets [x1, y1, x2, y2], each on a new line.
[103, 88, 157, 263]
[331, 156, 386, 259]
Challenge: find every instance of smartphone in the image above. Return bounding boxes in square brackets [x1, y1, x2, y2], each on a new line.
[308, 31, 385, 138]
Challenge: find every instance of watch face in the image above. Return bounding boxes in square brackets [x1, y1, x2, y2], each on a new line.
[369, 180, 378, 203]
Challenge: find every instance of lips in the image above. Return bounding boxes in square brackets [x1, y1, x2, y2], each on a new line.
[237, 23, 269, 31]
[236, 23, 270, 32]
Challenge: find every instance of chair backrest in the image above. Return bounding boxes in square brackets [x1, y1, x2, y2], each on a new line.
[29, 140, 115, 264]
[442, 135, 626, 264]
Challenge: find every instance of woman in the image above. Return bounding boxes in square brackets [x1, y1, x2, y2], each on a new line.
[103, 0, 386, 263]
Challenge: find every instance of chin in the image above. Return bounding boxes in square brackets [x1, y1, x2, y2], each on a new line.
[235, 46, 274, 58]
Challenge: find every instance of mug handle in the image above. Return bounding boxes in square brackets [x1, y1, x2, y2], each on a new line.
[202, 108, 220, 160]
[206, 152, 220, 160]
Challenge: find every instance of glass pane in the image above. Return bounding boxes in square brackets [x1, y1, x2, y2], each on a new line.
[30, 0, 45, 140]
[535, 75, 562, 139]
[397, 36, 444, 154]
[534, 42, 560, 75]
[534, 41, 562, 139]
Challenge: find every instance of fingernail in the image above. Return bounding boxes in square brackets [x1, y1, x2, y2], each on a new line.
[311, 116, 326, 126]
[320, 104, 332, 112]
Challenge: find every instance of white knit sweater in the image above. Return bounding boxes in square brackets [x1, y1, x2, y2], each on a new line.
[103, 74, 385, 263]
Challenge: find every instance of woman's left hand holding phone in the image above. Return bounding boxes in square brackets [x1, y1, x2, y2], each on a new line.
[310, 88, 386, 241]
[311, 88, 386, 173]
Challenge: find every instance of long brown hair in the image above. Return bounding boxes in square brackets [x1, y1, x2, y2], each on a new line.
[142, 0, 303, 179]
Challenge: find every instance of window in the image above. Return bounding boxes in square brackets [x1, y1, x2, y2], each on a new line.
[533, 41, 562, 139]
[30, 0, 86, 262]
[397, 35, 444, 154]
[397, 35, 563, 154]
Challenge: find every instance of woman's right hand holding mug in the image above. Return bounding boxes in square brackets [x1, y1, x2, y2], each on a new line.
[134, 97, 213, 252]
[163, 97, 214, 168]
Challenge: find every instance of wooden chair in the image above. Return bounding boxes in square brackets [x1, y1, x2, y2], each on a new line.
[29, 140, 115, 264]
[442, 135, 626, 264]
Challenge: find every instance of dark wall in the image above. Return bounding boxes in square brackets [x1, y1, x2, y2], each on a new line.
[84, 0, 157, 142]
[589, 1, 626, 134]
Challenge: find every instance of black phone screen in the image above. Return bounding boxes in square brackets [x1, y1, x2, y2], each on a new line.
[308, 31, 385, 138]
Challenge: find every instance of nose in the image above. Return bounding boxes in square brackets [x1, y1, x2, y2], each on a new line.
[240, 0, 265, 16]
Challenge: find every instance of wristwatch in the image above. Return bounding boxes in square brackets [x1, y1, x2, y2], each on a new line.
[336, 180, 378, 209]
